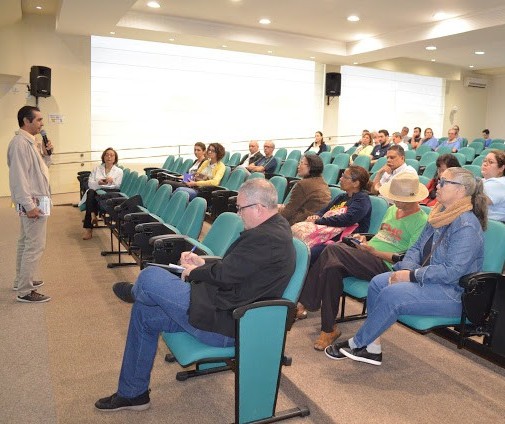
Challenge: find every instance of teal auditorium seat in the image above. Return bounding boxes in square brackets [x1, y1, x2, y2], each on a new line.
[415, 144, 435, 158]
[161, 238, 310, 424]
[227, 152, 242, 167]
[269, 176, 288, 203]
[274, 148, 288, 163]
[144, 155, 175, 177]
[332, 153, 350, 169]
[458, 147, 476, 164]
[489, 142, 505, 150]
[437, 146, 455, 155]
[369, 196, 389, 234]
[331, 145, 346, 157]
[422, 162, 437, 179]
[472, 156, 485, 167]
[319, 151, 332, 165]
[462, 164, 482, 178]
[397, 220, 505, 354]
[404, 149, 417, 160]
[469, 140, 485, 155]
[322, 164, 340, 185]
[352, 154, 371, 171]
[152, 212, 244, 265]
[369, 157, 387, 174]
[453, 152, 467, 166]
[286, 149, 301, 162]
[406, 158, 420, 172]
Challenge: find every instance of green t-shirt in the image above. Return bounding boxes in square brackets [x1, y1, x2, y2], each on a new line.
[369, 205, 428, 269]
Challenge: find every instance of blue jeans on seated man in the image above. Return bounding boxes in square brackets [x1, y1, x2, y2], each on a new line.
[117, 266, 235, 399]
[175, 186, 198, 200]
[352, 272, 462, 348]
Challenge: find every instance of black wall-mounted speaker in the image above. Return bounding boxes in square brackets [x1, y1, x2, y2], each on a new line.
[30, 66, 51, 98]
[325, 72, 341, 96]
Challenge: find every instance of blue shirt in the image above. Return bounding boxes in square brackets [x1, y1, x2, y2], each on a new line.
[254, 155, 277, 174]
[422, 137, 439, 150]
[484, 177, 505, 222]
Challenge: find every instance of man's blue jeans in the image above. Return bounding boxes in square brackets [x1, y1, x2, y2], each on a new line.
[117, 266, 234, 399]
[353, 272, 462, 348]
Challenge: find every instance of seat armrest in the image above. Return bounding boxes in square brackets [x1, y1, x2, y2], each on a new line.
[135, 221, 165, 233]
[123, 211, 150, 222]
[200, 255, 222, 263]
[459, 272, 503, 325]
[233, 299, 295, 328]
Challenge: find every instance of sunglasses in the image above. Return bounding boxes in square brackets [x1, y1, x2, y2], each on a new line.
[438, 177, 464, 188]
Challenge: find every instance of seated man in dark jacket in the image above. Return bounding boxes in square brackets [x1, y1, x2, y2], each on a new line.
[95, 178, 295, 412]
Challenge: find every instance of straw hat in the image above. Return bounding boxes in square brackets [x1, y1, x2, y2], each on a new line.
[378, 172, 428, 202]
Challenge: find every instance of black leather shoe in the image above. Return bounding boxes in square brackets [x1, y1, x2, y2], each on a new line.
[112, 282, 135, 303]
[324, 340, 350, 360]
[95, 390, 150, 412]
[339, 346, 382, 365]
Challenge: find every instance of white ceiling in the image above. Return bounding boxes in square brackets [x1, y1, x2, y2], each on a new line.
[10, 0, 505, 75]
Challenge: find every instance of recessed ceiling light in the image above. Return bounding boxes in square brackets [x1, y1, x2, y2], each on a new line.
[221, 45, 228, 48]
[309, 56, 315, 59]
[267, 50, 273, 54]
[433, 12, 448, 20]
[469, 65, 474, 68]
[347, 15, 360, 22]
[168, 38, 175, 41]
[353, 62, 359, 65]
[36, 6, 42, 10]
[431, 59, 436, 62]
[147, 1, 161, 8]
[425, 46, 437, 51]
[110, 31, 116, 35]
[259, 18, 271, 25]
[474, 51, 485, 55]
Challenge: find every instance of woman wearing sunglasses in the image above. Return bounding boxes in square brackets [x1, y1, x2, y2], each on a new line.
[325, 167, 487, 365]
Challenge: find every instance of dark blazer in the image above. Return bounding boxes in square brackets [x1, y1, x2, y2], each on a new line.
[238, 151, 263, 166]
[188, 214, 295, 337]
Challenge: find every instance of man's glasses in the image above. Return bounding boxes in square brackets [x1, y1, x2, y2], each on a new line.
[438, 177, 464, 188]
[236, 203, 260, 213]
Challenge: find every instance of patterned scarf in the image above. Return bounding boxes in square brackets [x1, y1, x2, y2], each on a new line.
[428, 196, 472, 228]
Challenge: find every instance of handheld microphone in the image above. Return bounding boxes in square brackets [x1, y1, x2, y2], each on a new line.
[40, 130, 52, 156]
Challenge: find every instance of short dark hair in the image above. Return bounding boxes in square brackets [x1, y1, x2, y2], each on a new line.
[489, 150, 505, 172]
[194, 142, 206, 151]
[482, 129, 490, 136]
[304, 154, 324, 177]
[379, 129, 389, 137]
[101, 147, 119, 164]
[388, 144, 405, 158]
[17, 106, 40, 127]
[209, 142, 226, 162]
[346, 165, 370, 191]
[414, 126, 421, 134]
[436, 153, 461, 169]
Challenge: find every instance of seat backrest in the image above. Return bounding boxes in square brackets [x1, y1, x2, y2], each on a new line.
[330, 186, 344, 200]
[119, 169, 134, 193]
[459, 147, 476, 163]
[282, 238, 310, 302]
[179, 158, 195, 174]
[227, 152, 242, 167]
[149, 184, 172, 216]
[247, 172, 265, 180]
[418, 175, 431, 186]
[419, 151, 439, 166]
[453, 152, 466, 166]
[369, 196, 389, 234]
[345, 146, 357, 155]
[274, 148, 287, 162]
[422, 162, 437, 179]
[406, 159, 420, 172]
[122, 171, 139, 196]
[332, 153, 350, 169]
[169, 157, 183, 173]
[319, 151, 332, 165]
[269, 176, 288, 203]
[469, 140, 485, 155]
[222, 151, 231, 165]
[437, 146, 454, 155]
[219, 166, 232, 187]
[472, 156, 485, 166]
[352, 155, 371, 171]
[202, 212, 244, 257]
[286, 150, 301, 162]
[175, 197, 207, 239]
[404, 150, 417, 160]
[331, 145, 346, 157]
[370, 156, 387, 174]
[438, 137, 448, 143]
[142, 178, 160, 208]
[159, 190, 189, 226]
[415, 144, 434, 157]
[322, 164, 339, 185]
[161, 155, 175, 170]
[131, 174, 148, 196]
[462, 164, 482, 178]
[278, 159, 298, 178]
[224, 168, 248, 191]
[483, 220, 505, 273]
[489, 142, 505, 151]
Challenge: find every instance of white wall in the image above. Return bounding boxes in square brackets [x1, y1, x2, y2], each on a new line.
[485, 75, 505, 138]
[0, 14, 91, 196]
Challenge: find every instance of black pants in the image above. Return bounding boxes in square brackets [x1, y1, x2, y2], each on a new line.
[299, 243, 389, 332]
[83, 189, 98, 229]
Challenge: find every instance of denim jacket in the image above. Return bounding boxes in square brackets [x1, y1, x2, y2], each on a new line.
[394, 211, 484, 301]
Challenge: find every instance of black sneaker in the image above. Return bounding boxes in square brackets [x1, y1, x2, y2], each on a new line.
[13, 280, 44, 291]
[112, 282, 135, 303]
[324, 340, 350, 361]
[95, 390, 150, 412]
[17, 290, 51, 303]
[339, 347, 382, 366]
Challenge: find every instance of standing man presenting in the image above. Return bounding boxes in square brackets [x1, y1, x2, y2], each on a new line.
[8, 106, 53, 303]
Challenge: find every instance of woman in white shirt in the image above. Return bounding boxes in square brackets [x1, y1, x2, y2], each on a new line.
[82, 148, 123, 240]
[481, 150, 505, 222]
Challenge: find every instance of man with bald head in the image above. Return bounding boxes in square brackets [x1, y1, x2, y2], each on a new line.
[247, 140, 278, 174]
[237, 140, 263, 168]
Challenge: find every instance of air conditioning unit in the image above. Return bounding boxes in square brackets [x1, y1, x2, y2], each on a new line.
[464, 77, 488, 89]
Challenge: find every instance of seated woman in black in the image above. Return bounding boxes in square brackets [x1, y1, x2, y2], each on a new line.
[305, 131, 329, 155]
[306, 165, 371, 264]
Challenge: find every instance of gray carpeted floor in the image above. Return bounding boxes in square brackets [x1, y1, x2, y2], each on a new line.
[1, 194, 504, 424]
